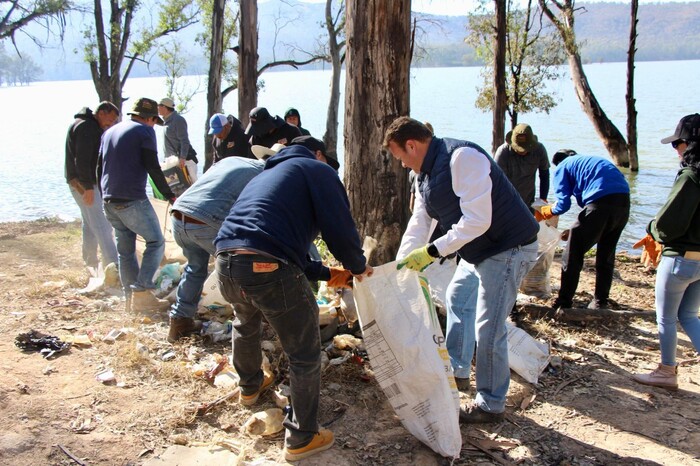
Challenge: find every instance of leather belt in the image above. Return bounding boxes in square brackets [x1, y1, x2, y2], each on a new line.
[172, 210, 206, 225]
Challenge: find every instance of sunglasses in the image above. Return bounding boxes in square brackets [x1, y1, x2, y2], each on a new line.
[671, 139, 686, 149]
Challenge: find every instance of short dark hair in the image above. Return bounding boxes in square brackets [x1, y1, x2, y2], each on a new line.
[383, 116, 433, 150]
[552, 149, 577, 166]
[96, 101, 120, 115]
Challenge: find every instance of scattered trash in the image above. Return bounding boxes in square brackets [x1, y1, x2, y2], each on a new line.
[272, 389, 289, 409]
[161, 350, 177, 361]
[103, 328, 128, 344]
[61, 334, 93, 347]
[333, 334, 364, 351]
[243, 408, 285, 436]
[70, 414, 95, 434]
[201, 320, 232, 342]
[506, 322, 550, 384]
[213, 369, 239, 388]
[104, 262, 121, 288]
[95, 369, 116, 384]
[136, 342, 150, 358]
[156, 263, 182, 293]
[42, 364, 56, 375]
[15, 330, 71, 359]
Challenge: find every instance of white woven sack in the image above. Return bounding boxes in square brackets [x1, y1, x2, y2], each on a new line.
[353, 262, 461, 458]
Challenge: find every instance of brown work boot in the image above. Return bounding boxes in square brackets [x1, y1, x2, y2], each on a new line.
[131, 290, 171, 313]
[240, 372, 276, 406]
[284, 428, 335, 461]
[632, 363, 678, 390]
[167, 317, 202, 343]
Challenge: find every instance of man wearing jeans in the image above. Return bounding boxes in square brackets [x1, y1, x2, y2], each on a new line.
[64, 102, 120, 272]
[385, 117, 538, 424]
[98, 97, 177, 312]
[215, 140, 372, 461]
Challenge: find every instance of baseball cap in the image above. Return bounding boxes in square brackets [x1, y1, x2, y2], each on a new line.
[660, 113, 700, 144]
[245, 107, 277, 137]
[290, 135, 339, 171]
[506, 123, 538, 153]
[208, 113, 229, 135]
[159, 97, 175, 109]
[127, 97, 164, 125]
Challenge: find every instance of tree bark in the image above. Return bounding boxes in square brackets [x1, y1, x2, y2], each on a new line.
[492, 0, 507, 153]
[238, 0, 258, 125]
[626, 0, 639, 172]
[539, 0, 629, 167]
[344, 0, 411, 264]
[204, 0, 226, 173]
[323, 0, 344, 162]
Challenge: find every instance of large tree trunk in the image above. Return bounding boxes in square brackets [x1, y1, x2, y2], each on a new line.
[344, 0, 411, 264]
[626, 0, 639, 172]
[492, 0, 507, 153]
[238, 0, 258, 124]
[204, 0, 226, 173]
[539, 0, 629, 167]
[323, 0, 343, 162]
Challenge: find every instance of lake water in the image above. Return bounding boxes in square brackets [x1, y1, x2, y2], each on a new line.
[1, 60, 698, 252]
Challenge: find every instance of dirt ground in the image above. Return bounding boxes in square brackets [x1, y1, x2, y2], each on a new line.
[1, 219, 699, 466]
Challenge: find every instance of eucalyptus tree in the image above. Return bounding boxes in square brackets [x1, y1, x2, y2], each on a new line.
[321, 0, 345, 161]
[82, 0, 199, 109]
[538, 0, 629, 167]
[0, 0, 71, 43]
[468, 0, 564, 138]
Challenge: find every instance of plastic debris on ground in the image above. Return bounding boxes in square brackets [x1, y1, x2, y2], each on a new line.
[155, 263, 182, 294]
[243, 408, 285, 436]
[61, 333, 93, 347]
[201, 320, 232, 342]
[15, 330, 71, 359]
[95, 369, 116, 384]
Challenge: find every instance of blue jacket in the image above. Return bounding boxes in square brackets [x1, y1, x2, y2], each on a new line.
[173, 157, 264, 229]
[215, 145, 367, 275]
[419, 137, 538, 264]
[551, 155, 630, 215]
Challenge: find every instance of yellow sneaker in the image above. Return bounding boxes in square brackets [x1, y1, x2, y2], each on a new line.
[284, 428, 335, 461]
[239, 372, 275, 406]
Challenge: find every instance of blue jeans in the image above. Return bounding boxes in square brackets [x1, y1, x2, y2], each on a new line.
[170, 216, 217, 319]
[104, 199, 164, 292]
[446, 242, 538, 413]
[656, 255, 700, 366]
[69, 185, 118, 267]
[216, 253, 320, 449]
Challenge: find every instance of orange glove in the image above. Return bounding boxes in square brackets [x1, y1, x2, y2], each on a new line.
[534, 210, 545, 222]
[539, 204, 555, 220]
[328, 267, 353, 288]
[632, 234, 662, 268]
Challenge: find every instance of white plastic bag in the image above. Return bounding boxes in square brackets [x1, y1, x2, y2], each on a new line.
[353, 262, 461, 458]
[520, 221, 560, 297]
[506, 321, 550, 384]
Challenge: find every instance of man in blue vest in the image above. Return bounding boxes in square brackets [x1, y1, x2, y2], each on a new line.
[385, 117, 538, 424]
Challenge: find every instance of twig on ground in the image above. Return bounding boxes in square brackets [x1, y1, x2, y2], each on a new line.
[189, 387, 241, 416]
[463, 437, 516, 466]
[57, 444, 87, 466]
[552, 375, 587, 397]
[597, 346, 657, 357]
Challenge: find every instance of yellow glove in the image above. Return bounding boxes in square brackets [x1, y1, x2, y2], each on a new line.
[397, 246, 435, 272]
[539, 204, 555, 220]
[633, 234, 662, 268]
[328, 267, 353, 288]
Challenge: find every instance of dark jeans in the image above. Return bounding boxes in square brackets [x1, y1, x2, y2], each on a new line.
[216, 253, 320, 448]
[559, 193, 630, 305]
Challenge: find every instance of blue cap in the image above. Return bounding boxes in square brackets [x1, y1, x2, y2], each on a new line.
[208, 113, 229, 135]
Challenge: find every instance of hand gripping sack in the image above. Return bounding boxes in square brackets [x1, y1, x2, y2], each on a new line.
[353, 262, 461, 458]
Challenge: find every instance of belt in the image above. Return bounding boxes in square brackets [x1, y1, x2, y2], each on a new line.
[172, 210, 206, 225]
[522, 235, 538, 247]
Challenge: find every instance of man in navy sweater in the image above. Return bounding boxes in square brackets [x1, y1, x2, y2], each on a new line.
[214, 137, 372, 461]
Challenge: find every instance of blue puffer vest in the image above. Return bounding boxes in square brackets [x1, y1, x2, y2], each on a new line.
[418, 137, 538, 265]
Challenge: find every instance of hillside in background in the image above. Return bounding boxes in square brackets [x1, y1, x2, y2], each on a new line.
[7, 1, 700, 81]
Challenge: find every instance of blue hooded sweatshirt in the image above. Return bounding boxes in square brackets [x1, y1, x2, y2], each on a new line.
[215, 145, 367, 276]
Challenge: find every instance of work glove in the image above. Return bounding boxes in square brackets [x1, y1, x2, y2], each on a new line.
[328, 267, 353, 288]
[397, 246, 435, 272]
[633, 234, 662, 268]
[538, 204, 555, 220]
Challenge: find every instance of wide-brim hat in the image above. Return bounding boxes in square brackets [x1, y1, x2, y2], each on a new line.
[506, 123, 538, 153]
[251, 143, 286, 160]
[661, 113, 700, 144]
[127, 97, 164, 125]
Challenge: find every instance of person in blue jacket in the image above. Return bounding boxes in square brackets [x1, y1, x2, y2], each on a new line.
[214, 137, 372, 461]
[538, 150, 630, 310]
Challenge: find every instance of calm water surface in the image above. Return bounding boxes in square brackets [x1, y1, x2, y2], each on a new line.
[1, 60, 698, 251]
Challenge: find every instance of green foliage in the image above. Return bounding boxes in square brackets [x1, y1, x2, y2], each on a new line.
[0, 0, 72, 40]
[467, 0, 565, 124]
[0, 43, 41, 85]
[157, 38, 202, 113]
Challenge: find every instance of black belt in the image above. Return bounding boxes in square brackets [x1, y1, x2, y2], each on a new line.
[172, 210, 206, 225]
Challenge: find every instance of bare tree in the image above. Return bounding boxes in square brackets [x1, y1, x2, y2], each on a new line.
[322, 0, 344, 160]
[344, 0, 412, 264]
[493, 0, 507, 153]
[539, 0, 629, 167]
[626, 0, 639, 171]
[237, 0, 257, 125]
[0, 0, 70, 44]
[84, 0, 198, 108]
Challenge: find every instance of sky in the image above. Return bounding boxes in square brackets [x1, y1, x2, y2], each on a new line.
[296, 0, 699, 18]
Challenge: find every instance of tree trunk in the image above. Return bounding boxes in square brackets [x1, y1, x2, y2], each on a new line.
[323, 0, 343, 162]
[492, 0, 507, 154]
[344, 0, 411, 265]
[238, 0, 258, 125]
[539, 0, 629, 167]
[204, 0, 226, 173]
[626, 0, 639, 172]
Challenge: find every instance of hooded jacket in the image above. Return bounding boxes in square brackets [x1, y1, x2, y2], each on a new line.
[215, 145, 366, 275]
[65, 107, 102, 190]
